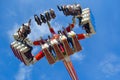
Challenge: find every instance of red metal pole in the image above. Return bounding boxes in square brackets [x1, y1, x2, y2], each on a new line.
[63, 57, 79, 80]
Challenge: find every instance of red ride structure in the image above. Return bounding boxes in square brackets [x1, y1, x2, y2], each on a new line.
[10, 4, 96, 80]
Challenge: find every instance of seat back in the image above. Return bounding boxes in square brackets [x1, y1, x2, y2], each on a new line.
[50, 39, 65, 60]
[11, 41, 33, 66]
[41, 43, 56, 64]
[81, 8, 96, 34]
[67, 31, 82, 52]
[59, 35, 73, 56]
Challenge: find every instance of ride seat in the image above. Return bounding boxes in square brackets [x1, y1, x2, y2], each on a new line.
[67, 31, 82, 52]
[41, 43, 56, 64]
[11, 41, 33, 66]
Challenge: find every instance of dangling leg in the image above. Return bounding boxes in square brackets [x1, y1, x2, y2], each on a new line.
[40, 14, 46, 23]
[67, 37, 74, 49]
[48, 45, 56, 59]
[57, 5, 62, 11]
[34, 14, 42, 25]
[82, 23, 91, 33]
[78, 17, 82, 26]
[45, 11, 51, 21]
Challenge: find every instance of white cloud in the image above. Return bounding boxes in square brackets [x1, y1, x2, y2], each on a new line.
[99, 54, 120, 77]
[30, 20, 61, 39]
[7, 19, 61, 40]
[6, 10, 17, 17]
[40, 74, 47, 80]
[28, 20, 51, 40]
[18, 0, 34, 4]
[15, 63, 33, 80]
[7, 23, 19, 42]
[71, 52, 85, 61]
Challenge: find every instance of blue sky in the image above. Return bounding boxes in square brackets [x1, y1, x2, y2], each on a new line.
[0, 0, 120, 80]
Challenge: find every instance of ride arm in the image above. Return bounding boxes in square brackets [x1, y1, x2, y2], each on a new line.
[65, 16, 76, 33]
[66, 24, 75, 32]
[46, 21, 56, 35]
[33, 40, 41, 45]
[33, 37, 47, 46]
[77, 33, 90, 40]
[32, 51, 45, 64]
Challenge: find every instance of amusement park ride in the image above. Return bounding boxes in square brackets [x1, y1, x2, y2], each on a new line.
[10, 4, 96, 80]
